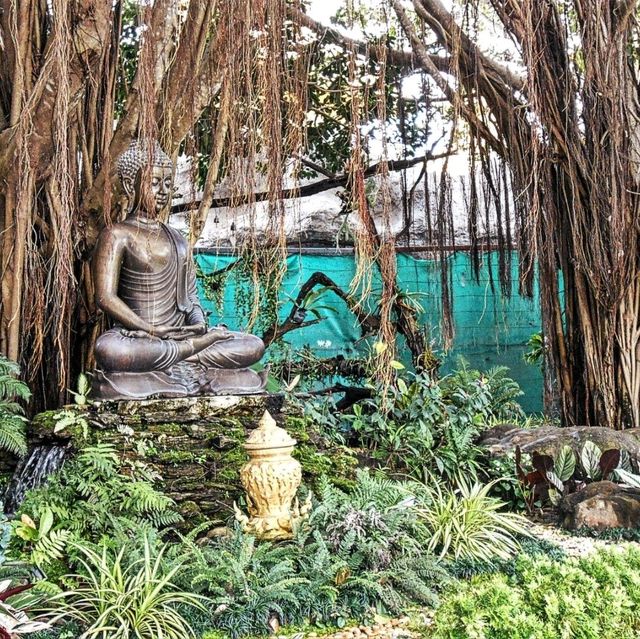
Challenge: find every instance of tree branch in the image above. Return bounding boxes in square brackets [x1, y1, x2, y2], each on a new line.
[260, 271, 381, 347]
[294, 154, 337, 179]
[415, 0, 526, 93]
[289, 6, 453, 74]
[390, 0, 505, 154]
[171, 151, 452, 214]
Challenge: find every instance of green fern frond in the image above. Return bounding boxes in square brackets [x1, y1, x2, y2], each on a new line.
[0, 415, 27, 456]
[32, 529, 71, 568]
[77, 443, 119, 475]
[0, 357, 20, 376]
[0, 356, 30, 457]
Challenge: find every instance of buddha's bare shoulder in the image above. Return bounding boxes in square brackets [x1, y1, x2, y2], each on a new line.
[161, 222, 188, 246]
[96, 221, 137, 247]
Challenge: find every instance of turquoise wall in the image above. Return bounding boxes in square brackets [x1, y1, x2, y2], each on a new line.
[195, 251, 543, 412]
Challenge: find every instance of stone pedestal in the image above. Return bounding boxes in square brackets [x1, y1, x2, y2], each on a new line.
[89, 395, 289, 524]
[7, 394, 356, 526]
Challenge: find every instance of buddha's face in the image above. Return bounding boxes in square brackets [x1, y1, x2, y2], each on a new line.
[123, 164, 173, 217]
[149, 165, 173, 212]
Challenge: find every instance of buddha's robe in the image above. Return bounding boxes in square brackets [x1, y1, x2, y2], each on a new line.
[94, 224, 264, 373]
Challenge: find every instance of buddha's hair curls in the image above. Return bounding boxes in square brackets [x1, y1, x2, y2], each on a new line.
[116, 139, 173, 183]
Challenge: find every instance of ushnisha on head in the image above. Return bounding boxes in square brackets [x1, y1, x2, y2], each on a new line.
[117, 139, 174, 216]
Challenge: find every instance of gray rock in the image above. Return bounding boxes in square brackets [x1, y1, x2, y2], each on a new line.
[479, 424, 640, 460]
[558, 481, 640, 530]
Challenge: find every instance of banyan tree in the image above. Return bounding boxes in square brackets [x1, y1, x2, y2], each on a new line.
[387, 0, 640, 429]
[0, 0, 638, 429]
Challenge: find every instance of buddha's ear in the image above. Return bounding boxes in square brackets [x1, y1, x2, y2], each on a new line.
[121, 175, 134, 198]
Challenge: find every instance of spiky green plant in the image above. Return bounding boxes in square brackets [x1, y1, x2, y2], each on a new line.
[417, 478, 531, 561]
[0, 355, 30, 457]
[45, 536, 205, 639]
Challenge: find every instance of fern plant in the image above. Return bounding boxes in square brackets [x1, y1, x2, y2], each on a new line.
[12, 510, 70, 569]
[440, 359, 525, 422]
[173, 527, 309, 638]
[308, 471, 449, 612]
[0, 355, 30, 457]
[170, 471, 450, 636]
[16, 443, 181, 553]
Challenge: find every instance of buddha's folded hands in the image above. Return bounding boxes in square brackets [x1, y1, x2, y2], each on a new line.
[120, 324, 233, 342]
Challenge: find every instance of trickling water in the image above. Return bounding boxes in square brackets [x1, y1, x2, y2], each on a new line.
[3, 445, 68, 514]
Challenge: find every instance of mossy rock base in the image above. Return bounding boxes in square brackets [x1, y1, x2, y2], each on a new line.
[21, 394, 357, 526]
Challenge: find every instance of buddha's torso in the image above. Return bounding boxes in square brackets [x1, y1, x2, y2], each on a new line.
[115, 219, 185, 327]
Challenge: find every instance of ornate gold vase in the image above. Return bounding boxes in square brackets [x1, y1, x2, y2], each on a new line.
[234, 410, 309, 540]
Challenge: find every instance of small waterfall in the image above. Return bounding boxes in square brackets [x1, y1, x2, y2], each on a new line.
[3, 445, 68, 514]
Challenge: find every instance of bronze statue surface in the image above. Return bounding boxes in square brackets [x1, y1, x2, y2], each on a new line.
[92, 140, 266, 400]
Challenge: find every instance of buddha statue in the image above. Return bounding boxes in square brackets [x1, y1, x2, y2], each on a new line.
[91, 140, 267, 400]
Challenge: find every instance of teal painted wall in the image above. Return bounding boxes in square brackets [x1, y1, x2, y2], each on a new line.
[195, 251, 543, 412]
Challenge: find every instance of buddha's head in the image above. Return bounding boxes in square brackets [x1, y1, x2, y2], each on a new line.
[117, 140, 174, 217]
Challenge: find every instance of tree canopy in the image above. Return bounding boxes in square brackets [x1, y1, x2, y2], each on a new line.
[0, 0, 638, 429]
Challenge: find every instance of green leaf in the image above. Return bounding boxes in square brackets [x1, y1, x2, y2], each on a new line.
[618, 450, 633, 472]
[77, 372, 91, 396]
[554, 445, 576, 482]
[374, 341, 387, 355]
[548, 488, 561, 506]
[581, 440, 602, 479]
[285, 374, 301, 392]
[545, 470, 564, 491]
[613, 468, 640, 488]
[39, 509, 54, 536]
[390, 360, 405, 370]
[53, 415, 76, 433]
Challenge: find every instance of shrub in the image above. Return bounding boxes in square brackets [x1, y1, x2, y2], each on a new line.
[430, 547, 640, 639]
[516, 439, 640, 507]
[173, 471, 450, 637]
[417, 478, 531, 561]
[176, 527, 309, 638]
[445, 535, 567, 579]
[308, 471, 450, 612]
[439, 361, 524, 423]
[44, 536, 204, 639]
[17, 443, 180, 548]
[309, 361, 525, 483]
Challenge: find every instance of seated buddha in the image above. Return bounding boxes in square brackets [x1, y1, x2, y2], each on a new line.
[91, 140, 267, 400]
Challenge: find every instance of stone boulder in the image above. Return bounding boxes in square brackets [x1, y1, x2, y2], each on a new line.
[558, 481, 640, 531]
[479, 424, 640, 460]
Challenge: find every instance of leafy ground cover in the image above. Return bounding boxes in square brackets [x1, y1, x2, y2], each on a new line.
[429, 547, 640, 639]
[1, 361, 639, 638]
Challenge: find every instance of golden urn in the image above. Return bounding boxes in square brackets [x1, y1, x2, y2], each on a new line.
[234, 410, 309, 540]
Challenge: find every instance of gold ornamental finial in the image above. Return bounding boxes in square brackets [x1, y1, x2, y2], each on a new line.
[244, 410, 297, 451]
